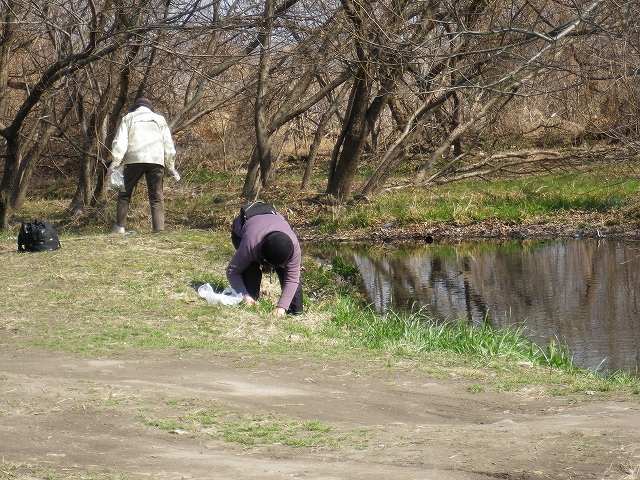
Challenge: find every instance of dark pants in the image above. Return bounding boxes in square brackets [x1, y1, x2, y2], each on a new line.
[117, 163, 165, 231]
[232, 232, 303, 314]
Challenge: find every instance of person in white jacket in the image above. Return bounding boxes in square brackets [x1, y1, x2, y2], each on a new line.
[108, 97, 180, 233]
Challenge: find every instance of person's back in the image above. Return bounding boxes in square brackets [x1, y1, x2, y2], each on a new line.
[115, 108, 172, 166]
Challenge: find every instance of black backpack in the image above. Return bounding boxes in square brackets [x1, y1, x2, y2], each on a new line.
[240, 201, 277, 226]
[18, 220, 61, 252]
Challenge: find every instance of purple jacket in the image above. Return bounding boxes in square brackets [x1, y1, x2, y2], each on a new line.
[226, 213, 301, 309]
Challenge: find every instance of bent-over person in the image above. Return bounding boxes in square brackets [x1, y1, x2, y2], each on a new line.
[226, 205, 303, 317]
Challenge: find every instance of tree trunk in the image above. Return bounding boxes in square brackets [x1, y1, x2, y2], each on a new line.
[11, 121, 57, 211]
[90, 43, 140, 209]
[0, 0, 16, 229]
[241, 147, 262, 200]
[324, 0, 379, 201]
[254, 0, 275, 189]
[301, 82, 350, 190]
[0, 134, 21, 229]
[325, 73, 370, 201]
[0, 0, 13, 120]
[69, 92, 93, 213]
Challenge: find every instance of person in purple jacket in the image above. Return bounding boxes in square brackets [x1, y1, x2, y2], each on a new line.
[226, 206, 303, 317]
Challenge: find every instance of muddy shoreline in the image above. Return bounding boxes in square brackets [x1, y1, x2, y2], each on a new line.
[297, 216, 640, 244]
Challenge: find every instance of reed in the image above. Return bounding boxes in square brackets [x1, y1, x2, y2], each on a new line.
[331, 296, 575, 369]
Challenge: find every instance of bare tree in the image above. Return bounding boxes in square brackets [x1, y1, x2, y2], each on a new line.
[319, 0, 640, 200]
[301, 79, 351, 190]
[0, 0, 114, 229]
[2, 0, 639, 231]
[239, 0, 350, 199]
[0, 0, 230, 229]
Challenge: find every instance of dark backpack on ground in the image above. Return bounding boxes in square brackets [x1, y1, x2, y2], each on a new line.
[240, 202, 277, 226]
[18, 220, 61, 252]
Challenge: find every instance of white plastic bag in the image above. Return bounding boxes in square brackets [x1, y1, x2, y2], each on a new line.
[108, 170, 125, 192]
[198, 283, 243, 306]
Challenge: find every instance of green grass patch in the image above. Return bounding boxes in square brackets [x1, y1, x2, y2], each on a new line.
[305, 166, 640, 233]
[329, 296, 571, 367]
[136, 399, 344, 449]
[217, 415, 339, 448]
[12, 159, 640, 239]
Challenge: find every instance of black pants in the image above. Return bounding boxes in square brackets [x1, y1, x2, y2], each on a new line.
[232, 232, 303, 314]
[117, 163, 165, 231]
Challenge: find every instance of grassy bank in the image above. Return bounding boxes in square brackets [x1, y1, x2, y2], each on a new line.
[302, 162, 640, 235]
[1, 225, 638, 398]
[14, 156, 640, 239]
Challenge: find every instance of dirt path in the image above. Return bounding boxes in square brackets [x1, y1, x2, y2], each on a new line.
[1, 350, 639, 480]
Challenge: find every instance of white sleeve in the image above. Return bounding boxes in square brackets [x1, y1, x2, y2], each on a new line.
[161, 120, 177, 170]
[111, 119, 129, 166]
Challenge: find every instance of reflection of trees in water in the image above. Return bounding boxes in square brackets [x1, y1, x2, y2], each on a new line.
[354, 253, 491, 324]
[343, 241, 640, 373]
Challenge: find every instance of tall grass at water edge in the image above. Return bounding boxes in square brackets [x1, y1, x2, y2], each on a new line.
[330, 295, 571, 367]
[328, 293, 639, 392]
[313, 244, 637, 382]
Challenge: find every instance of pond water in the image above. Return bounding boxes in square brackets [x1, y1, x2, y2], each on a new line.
[310, 239, 640, 374]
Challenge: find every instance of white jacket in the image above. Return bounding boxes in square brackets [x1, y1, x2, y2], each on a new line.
[111, 107, 176, 170]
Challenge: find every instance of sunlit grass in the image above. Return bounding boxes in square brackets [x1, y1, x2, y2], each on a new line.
[330, 297, 566, 366]
[306, 166, 640, 233]
[217, 415, 339, 447]
[136, 399, 343, 449]
[14, 159, 640, 239]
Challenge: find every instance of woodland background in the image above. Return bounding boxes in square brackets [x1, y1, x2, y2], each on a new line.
[1, 0, 639, 231]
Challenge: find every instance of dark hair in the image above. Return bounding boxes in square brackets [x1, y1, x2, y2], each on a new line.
[261, 232, 294, 267]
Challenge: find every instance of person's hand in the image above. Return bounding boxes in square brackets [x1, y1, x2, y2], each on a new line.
[243, 295, 258, 307]
[272, 307, 286, 317]
[170, 169, 181, 182]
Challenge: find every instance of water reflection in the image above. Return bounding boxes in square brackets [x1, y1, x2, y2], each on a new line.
[310, 239, 640, 374]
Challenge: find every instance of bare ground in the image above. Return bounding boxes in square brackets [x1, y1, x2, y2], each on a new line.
[1, 349, 639, 480]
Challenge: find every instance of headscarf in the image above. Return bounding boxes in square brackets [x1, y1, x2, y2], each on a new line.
[130, 97, 154, 112]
